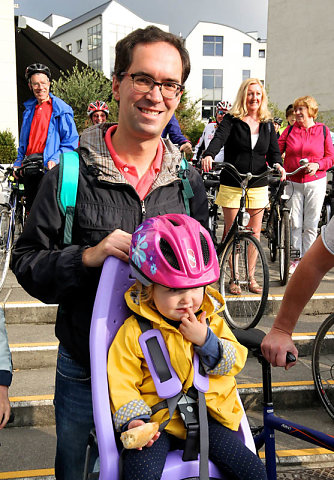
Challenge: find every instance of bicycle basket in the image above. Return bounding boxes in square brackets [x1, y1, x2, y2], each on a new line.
[0, 183, 11, 204]
[22, 154, 44, 177]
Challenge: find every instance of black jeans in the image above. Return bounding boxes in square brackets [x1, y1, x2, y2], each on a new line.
[22, 170, 44, 212]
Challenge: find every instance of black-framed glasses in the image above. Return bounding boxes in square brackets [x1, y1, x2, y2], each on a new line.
[120, 72, 184, 99]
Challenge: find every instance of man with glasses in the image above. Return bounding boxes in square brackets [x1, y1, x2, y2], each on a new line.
[193, 100, 232, 165]
[12, 27, 208, 479]
[14, 63, 78, 211]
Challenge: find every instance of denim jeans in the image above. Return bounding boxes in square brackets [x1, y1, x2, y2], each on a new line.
[54, 344, 98, 480]
[286, 177, 326, 258]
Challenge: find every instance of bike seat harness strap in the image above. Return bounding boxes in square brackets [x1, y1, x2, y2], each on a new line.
[136, 313, 209, 479]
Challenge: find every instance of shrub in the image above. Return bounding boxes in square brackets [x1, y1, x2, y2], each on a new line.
[0, 130, 17, 164]
[52, 64, 118, 134]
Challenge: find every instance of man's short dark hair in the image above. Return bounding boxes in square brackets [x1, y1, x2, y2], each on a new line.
[114, 26, 190, 84]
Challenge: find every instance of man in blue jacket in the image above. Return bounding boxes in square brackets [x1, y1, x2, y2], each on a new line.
[14, 63, 79, 211]
[162, 113, 193, 155]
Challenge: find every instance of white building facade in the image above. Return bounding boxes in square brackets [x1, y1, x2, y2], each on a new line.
[185, 22, 267, 119]
[24, 3, 267, 121]
[1, 0, 18, 142]
[51, 1, 168, 80]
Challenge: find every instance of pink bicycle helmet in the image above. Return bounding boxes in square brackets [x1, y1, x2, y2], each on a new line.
[87, 101, 109, 117]
[130, 214, 219, 288]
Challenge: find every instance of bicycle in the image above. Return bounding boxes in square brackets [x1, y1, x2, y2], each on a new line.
[235, 328, 334, 480]
[215, 162, 280, 330]
[201, 162, 222, 244]
[0, 165, 26, 290]
[319, 166, 334, 229]
[312, 312, 334, 420]
[263, 161, 308, 286]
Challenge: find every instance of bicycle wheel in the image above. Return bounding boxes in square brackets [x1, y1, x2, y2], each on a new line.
[278, 210, 290, 286]
[312, 313, 334, 420]
[219, 233, 269, 329]
[268, 208, 278, 262]
[0, 208, 13, 291]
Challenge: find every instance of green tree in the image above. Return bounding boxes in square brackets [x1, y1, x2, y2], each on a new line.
[52, 64, 118, 134]
[0, 130, 17, 164]
[175, 91, 205, 147]
[267, 98, 286, 126]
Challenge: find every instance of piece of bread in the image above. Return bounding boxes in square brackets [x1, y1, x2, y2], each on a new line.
[120, 422, 160, 449]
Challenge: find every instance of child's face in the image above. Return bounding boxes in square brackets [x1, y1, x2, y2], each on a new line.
[152, 284, 204, 321]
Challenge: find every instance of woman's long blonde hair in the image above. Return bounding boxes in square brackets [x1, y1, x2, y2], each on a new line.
[230, 78, 272, 122]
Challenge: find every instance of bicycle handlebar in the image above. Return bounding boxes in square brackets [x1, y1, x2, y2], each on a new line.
[220, 162, 279, 182]
[272, 163, 308, 177]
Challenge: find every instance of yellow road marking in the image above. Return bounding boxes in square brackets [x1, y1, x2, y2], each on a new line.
[0, 469, 54, 479]
[238, 380, 315, 389]
[9, 394, 54, 402]
[258, 447, 333, 458]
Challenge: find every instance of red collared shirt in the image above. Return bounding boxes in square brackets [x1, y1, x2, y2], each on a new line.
[26, 98, 52, 156]
[104, 125, 163, 200]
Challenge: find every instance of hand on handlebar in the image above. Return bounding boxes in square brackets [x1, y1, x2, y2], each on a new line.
[180, 142, 193, 156]
[273, 163, 287, 181]
[305, 162, 319, 177]
[261, 326, 298, 370]
[202, 156, 213, 172]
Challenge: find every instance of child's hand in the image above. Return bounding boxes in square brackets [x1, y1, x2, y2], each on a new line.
[179, 309, 207, 346]
[127, 419, 160, 449]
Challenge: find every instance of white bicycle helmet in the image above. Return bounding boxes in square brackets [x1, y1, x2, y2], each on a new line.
[216, 100, 232, 113]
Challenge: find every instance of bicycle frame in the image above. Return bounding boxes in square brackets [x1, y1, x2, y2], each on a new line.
[216, 169, 260, 258]
[264, 178, 300, 259]
[238, 330, 334, 480]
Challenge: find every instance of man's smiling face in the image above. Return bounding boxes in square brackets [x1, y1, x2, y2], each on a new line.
[112, 41, 183, 141]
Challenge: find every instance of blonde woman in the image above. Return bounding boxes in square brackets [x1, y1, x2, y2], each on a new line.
[278, 96, 334, 274]
[202, 78, 285, 295]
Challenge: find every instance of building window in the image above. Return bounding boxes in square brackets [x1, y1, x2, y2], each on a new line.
[203, 36, 223, 56]
[243, 43, 251, 57]
[88, 23, 102, 71]
[76, 39, 83, 53]
[66, 43, 72, 54]
[242, 70, 251, 81]
[202, 69, 223, 119]
[259, 49, 265, 58]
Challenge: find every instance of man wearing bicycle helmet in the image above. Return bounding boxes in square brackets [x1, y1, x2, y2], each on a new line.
[12, 27, 208, 480]
[14, 63, 79, 211]
[193, 100, 232, 164]
[87, 100, 109, 125]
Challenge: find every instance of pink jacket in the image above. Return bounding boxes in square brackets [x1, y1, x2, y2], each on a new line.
[278, 123, 334, 183]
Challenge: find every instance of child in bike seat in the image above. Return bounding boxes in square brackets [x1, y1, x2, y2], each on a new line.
[107, 213, 267, 480]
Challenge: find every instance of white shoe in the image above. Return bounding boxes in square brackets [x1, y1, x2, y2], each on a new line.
[289, 260, 299, 275]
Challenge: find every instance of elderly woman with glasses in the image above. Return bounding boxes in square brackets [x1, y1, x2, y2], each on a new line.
[278, 96, 334, 274]
[201, 78, 285, 295]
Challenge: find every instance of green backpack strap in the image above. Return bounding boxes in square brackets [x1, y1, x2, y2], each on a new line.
[57, 151, 80, 245]
[178, 155, 194, 216]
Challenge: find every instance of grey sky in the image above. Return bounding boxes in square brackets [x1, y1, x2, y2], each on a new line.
[15, 0, 268, 38]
